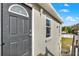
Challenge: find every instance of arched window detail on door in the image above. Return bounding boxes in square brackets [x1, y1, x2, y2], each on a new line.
[8, 4, 29, 17]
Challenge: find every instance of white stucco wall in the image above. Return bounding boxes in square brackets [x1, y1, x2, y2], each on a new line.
[33, 8, 46, 55]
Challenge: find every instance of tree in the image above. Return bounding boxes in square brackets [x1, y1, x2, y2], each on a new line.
[62, 26, 72, 34]
[62, 27, 65, 31]
[62, 23, 79, 34]
[67, 26, 72, 33]
[62, 26, 68, 33]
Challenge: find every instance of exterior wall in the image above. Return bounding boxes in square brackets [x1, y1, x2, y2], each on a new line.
[51, 21, 61, 56]
[33, 4, 61, 56]
[0, 3, 1, 56]
[33, 8, 46, 55]
[45, 17, 61, 56]
[43, 9, 61, 56]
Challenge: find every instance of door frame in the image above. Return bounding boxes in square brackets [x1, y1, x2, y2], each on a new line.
[0, 3, 1, 56]
[1, 3, 33, 56]
[1, 3, 3, 56]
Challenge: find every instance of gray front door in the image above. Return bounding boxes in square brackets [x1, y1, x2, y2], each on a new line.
[2, 3, 32, 56]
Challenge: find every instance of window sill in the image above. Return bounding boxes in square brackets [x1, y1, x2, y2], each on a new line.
[45, 37, 52, 43]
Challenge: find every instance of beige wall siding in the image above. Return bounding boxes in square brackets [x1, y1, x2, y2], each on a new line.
[32, 3, 61, 56]
[43, 8, 58, 55]
[40, 13, 46, 55]
[33, 8, 46, 55]
[53, 21, 61, 55]
[46, 18, 61, 56]
[43, 9, 61, 55]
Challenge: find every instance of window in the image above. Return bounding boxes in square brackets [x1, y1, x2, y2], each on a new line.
[46, 18, 51, 38]
[8, 4, 29, 17]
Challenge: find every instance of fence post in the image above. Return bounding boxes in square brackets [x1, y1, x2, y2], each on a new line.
[75, 47, 78, 56]
[71, 34, 75, 56]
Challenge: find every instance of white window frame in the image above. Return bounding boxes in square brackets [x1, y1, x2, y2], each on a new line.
[46, 17, 52, 40]
[8, 4, 29, 17]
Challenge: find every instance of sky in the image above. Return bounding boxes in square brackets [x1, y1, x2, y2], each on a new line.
[52, 3, 79, 26]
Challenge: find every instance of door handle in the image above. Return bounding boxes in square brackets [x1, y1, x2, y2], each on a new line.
[29, 33, 32, 37]
[29, 29, 32, 37]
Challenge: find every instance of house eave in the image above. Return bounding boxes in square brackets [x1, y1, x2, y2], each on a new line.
[38, 3, 63, 24]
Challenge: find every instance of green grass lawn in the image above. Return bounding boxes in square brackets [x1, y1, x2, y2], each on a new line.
[61, 37, 73, 50]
